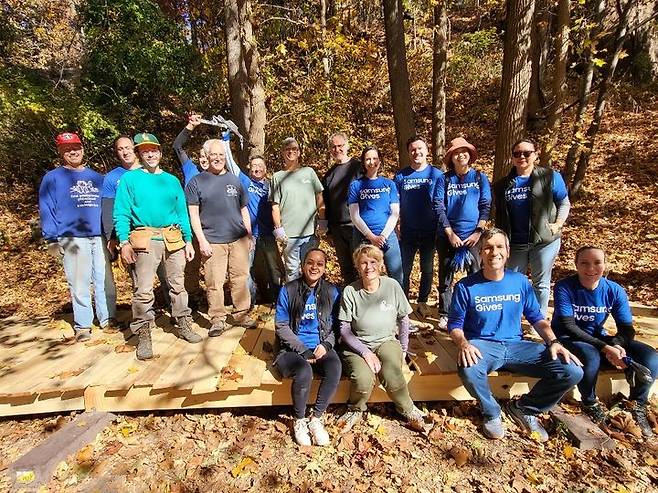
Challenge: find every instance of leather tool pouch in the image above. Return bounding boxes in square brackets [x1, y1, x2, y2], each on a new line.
[163, 226, 185, 252]
[129, 228, 152, 252]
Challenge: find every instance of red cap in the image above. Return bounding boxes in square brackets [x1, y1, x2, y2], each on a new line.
[55, 132, 82, 146]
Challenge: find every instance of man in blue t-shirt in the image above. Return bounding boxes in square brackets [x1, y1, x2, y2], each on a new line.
[394, 136, 443, 318]
[39, 132, 117, 341]
[448, 228, 582, 442]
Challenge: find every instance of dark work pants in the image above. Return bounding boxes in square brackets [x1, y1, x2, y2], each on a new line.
[329, 224, 358, 285]
[275, 348, 342, 419]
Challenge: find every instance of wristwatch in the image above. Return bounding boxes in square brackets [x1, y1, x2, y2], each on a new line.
[546, 339, 561, 348]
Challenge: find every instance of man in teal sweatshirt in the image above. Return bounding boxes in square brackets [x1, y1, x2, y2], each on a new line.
[113, 133, 202, 360]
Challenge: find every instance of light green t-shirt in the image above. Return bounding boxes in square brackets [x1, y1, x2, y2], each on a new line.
[339, 276, 412, 350]
[269, 166, 323, 237]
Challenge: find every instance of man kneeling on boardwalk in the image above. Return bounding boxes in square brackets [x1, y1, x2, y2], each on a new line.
[448, 228, 583, 442]
[114, 133, 202, 360]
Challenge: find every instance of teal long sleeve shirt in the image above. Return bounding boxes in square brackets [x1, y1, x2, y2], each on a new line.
[113, 168, 192, 243]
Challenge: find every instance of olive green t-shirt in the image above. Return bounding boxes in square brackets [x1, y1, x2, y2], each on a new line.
[269, 166, 323, 237]
[339, 276, 412, 349]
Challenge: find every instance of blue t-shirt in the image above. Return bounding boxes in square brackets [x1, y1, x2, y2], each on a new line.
[448, 270, 544, 341]
[394, 165, 443, 235]
[348, 176, 399, 236]
[101, 166, 129, 199]
[551, 275, 633, 338]
[505, 171, 568, 244]
[275, 285, 340, 350]
[239, 173, 274, 238]
[439, 169, 492, 240]
[182, 158, 200, 187]
[38, 167, 103, 240]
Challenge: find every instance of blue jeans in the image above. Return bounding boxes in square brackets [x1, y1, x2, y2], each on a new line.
[400, 230, 436, 302]
[60, 236, 117, 330]
[458, 339, 583, 419]
[560, 337, 658, 406]
[352, 230, 403, 286]
[248, 235, 284, 303]
[507, 238, 561, 316]
[283, 235, 319, 281]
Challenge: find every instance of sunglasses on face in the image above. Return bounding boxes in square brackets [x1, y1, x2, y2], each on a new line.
[512, 150, 535, 158]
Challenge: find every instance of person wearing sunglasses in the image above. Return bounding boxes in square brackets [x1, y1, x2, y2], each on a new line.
[552, 246, 658, 437]
[493, 138, 570, 316]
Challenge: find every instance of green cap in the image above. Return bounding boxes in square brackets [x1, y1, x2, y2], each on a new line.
[133, 133, 160, 147]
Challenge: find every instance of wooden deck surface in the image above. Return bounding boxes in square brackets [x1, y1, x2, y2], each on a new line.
[1, 304, 657, 417]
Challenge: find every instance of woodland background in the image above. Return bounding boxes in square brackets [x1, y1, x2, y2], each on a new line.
[1, 1, 658, 491]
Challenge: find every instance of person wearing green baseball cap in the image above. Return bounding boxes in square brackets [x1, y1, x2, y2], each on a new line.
[113, 133, 202, 360]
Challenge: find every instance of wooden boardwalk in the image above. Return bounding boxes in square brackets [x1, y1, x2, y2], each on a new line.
[1, 304, 657, 418]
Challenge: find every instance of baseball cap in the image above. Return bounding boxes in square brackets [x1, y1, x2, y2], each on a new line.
[55, 132, 82, 146]
[133, 133, 161, 147]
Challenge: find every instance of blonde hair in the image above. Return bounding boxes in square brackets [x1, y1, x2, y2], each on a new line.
[352, 244, 385, 274]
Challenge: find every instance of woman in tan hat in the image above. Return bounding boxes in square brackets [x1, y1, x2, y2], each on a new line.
[435, 137, 492, 329]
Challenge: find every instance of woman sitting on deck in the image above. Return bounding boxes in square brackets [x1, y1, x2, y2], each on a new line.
[552, 246, 658, 437]
[337, 244, 426, 432]
[274, 248, 342, 446]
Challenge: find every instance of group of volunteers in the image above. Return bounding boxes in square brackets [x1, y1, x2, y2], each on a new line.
[39, 121, 657, 447]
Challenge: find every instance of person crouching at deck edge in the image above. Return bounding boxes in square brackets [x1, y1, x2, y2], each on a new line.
[448, 228, 583, 442]
[274, 248, 342, 446]
[113, 133, 202, 360]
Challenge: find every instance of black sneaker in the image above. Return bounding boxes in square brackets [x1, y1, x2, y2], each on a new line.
[581, 401, 608, 424]
[630, 404, 655, 438]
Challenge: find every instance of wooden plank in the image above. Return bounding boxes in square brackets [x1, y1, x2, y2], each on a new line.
[189, 326, 246, 394]
[414, 332, 457, 374]
[0, 390, 85, 417]
[550, 406, 616, 450]
[407, 334, 436, 375]
[217, 353, 267, 391]
[251, 326, 280, 385]
[131, 336, 190, 388]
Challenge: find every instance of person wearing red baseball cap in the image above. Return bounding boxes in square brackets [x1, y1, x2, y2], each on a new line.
[38, 132, 117, 341]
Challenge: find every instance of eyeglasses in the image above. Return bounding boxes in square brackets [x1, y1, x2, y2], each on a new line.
[512, 150, 534, 158]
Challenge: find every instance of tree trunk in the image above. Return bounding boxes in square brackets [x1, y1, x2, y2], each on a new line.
[570, 0, 635, 199]
[563, 0, 606, 185]
[320, 0, 330, 76]
[224, 0, 267, 165]
[383, 0, 416, 168]
[431, 0, 448, 170]
[527, 0, 550, 130]
[541, 0, 570, 166]
[493, 0, 536, 181]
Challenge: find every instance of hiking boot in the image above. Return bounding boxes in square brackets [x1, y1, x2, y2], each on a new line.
[308, 416, 330, 446]
[293, 418, 312, 446]
[233, 315, 258, 330]
[337, 410, 363, 433]
[75, 328, 92, 342]
[416, 302, 432, 319]
[136, 324, 154, 360]
[437, 316, 448, 331]
[101, 318, 122, 334]
[581, 401, 608, 424]
[482, 416, 506, 439]
[208, 321, 229, 338]
[631, 404, 655, 438]
[505, 400, 549, 442]
[176, 316, 202, 343]
[401, 405, 427, 432]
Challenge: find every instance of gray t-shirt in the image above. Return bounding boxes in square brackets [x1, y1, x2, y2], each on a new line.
[269, 166, 323, 237]
[339, 276, 412, 349]
[185, 171, 248, 244]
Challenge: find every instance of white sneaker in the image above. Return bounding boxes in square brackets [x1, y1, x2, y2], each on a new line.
[308, 416, 330, 446]
[293, 418, 312, 446]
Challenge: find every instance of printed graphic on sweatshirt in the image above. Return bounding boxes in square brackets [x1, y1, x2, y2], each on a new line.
[70, 180, 100, 208]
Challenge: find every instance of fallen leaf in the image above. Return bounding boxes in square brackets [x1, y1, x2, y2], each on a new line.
[305, 460, 322, 475]
[529, 430, 544, 442]
[563, 444, 576, 459]
[526, 470, 543, 485]
[15, 470, 35, 484]
[273, 421, 288, 433]
[428, 426, 444, 442]
[118, 420, 138, 437]
[114, 344, 134, 353]
[231, 456, 255, 477]
[127, 366, 139, 374]
[44, 416, 66, 432]
[50, 368, 84, 379]
[449, 445, 471, 467]
[101, 441, 123, 456]
[84, 338, 107, 347]
[75, 444, 95, 467]
[220, 366, 242, 381]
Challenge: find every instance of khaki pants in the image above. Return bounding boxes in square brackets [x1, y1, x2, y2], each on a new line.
[203, 236, 251, 324]
[341, 340, 413, 414]
[129, 240, 190, 332]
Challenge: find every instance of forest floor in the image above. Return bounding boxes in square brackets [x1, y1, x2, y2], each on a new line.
[1, 96, 658, 492]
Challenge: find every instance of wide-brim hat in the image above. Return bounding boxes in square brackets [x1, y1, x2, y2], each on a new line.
[444, 137, 477, 166]
[133, 133, 160, 147]
[55, 132, 82, 146]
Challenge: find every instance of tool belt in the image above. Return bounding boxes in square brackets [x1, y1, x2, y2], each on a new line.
[129, 226, 185, 253]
